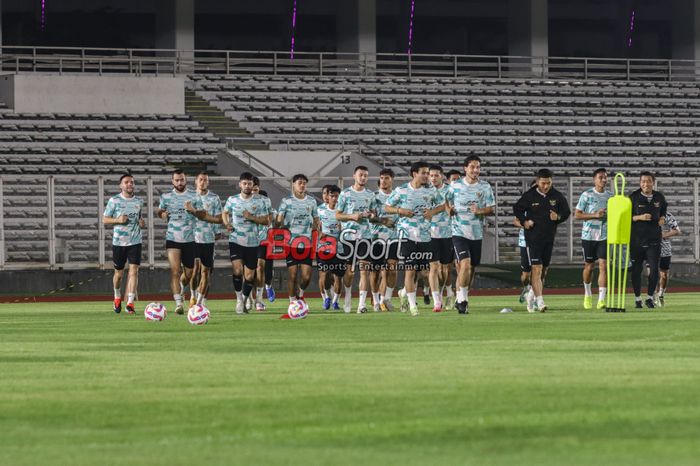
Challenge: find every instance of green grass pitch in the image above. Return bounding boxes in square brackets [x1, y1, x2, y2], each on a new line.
[1, 294, 700, 466]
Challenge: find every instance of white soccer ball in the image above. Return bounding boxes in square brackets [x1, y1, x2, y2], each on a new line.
[187, 304, 210, 325]
[287, 299, 309, 320]
[500, 308, 513, 314]
[144, 302, 167, 321]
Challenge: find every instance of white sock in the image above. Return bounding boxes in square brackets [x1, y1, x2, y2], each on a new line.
[266, 284, 273, 290]
[256, 287, 264, 303]
[298, 288, 304, 298]
[584, 282, 592, 296]
[407, 292, 417, 308]
[372, 292, 381, 305]
[180, 283, 186, 296]
[635, 295, 642, 302]
[598, 287, 607, 301]
[446, 286, 454, 297]
[384, 286, 394, 303]
[344, 286, 352, 306]
[422, 286, 429, 296]
[536, 295, 545, 307]
[127, 293, 135, 305]
[431, 291, 442, 306]
[332, 290, 340, 304]
[359, 291, 368, 309]
[458, 286, 469, 302]
[660, 288, 666, 296]
[320, 288, 328, 300]
[647, 294, 655, 301]
[325, 288, 332, 300]
[235, 290, 243, 302]
[174, 294, 183, 306]
[114, 288, 121, 299]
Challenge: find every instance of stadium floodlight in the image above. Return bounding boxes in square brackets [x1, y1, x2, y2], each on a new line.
[606, 173, 632, 312]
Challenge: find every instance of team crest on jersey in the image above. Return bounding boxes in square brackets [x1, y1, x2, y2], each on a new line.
[549, 200, 557, 206]
[654, 202, 660, 207]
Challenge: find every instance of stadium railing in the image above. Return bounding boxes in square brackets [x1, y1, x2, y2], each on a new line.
[2, 46, 700, 81]
[0, 174, 696, 271]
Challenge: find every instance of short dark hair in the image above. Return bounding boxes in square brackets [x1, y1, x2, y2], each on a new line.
[292, 174, 308, 183]
[429, 164, 443, 173]
[410, 161, 429, 177]
[196, 171, 209, 178]
[354, 165, 369, 174]
[446, 169, 461, 178]
[379, 168, 395, 178]
[328, 185, 341, 195]
[258, 190, 268, 197]
[536, 168, 553, 179]
[119, 173, 133, 183]
[252, 176, 260, 186]
[640, 171, 655, 181]
[172, 169, 185, 177]
[322, 184, 331, 193]
[240, 172, 254, 181]
[593, 168, 607, 177]
[464, 155, 481, 166]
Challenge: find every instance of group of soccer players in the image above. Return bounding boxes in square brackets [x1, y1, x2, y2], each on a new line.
[103, 160, 680, 316]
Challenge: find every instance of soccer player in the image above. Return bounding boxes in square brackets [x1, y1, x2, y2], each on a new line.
[445, 156, 496, 314]
[276, 173, 319, 305]
[371, 168, 399, 312]
[103, 173, 145, 314]
[222, 172, 270, 314]
[574, 168, 613, 310]
[428, 165, 455, 312]
[317, 185, 344, 310]
[336, 166, 377, 313]
[513, 168, 571, 312]
[157, 169, 207, 315]
[629, 172, 667, 309]
[189, 172, 223, 307]
[254, 188, 275, 310]
[656, 211, 680, 306]
[385, 161, 447, 316]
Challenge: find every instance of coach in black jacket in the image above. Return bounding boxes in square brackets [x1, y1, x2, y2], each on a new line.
[629, 171, 667, 309]
[513, 169, 571, 312]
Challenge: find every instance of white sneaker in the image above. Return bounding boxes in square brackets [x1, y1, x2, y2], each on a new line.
[409, 306, 419, 317]
[255, 301, 266, 312]
[235, 300, 245, 315]
[526, 290, 536, 313]
[444, 295, 454, 311]
[373, 302, 381, 312]
[537, 301, 548, 313]
[357, 307, 367, 314]
[398, 288, 408, 312]
[245, 297, 253, 312]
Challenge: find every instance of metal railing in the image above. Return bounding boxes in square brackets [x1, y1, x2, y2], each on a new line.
[2, 46, 700, 81]
[0, 174, 697, 271]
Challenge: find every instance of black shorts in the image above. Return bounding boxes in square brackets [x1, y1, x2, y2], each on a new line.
[340, 238, 372, 264]
[112, 244, 142, 270]
[430, 237, 455, 265]
[659, 256, 671, 271]
[257, 245, 267, 260]
[399, 239, 432, 270]
[166, 240, 195, 268]
[369, 239, 400, 268]
[452, 236, 482, 267]
[285, 243, 313, 268]
[525, 241, 554, 268]
[582, 240, 607, 263]
[520, 246, 531, 272]
[194, 242, 215, 269]
[318, 256, 347, 277]
[229, 242, 258, 270]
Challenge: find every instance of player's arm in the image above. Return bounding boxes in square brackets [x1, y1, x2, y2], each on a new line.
[554, 194, 571, 223]
[384, 204, 413, 217]
[103, 215, 128, 225]
[575, 209, 605, 220]
[242, 211, 270, 225]
[471, 203, 495, 216]
[513, 217, 523, 228]
[336, 210, 361, 222]
[221, 209, 234, 232]
[423, 202, 447, 220]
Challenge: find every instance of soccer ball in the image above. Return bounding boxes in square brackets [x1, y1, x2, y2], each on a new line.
[287, 299, 309, 320]
[187, 304, 210, 325]
[144, 302, 167, 321]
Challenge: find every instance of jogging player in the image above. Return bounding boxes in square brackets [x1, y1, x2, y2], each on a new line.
[276, 174, 319, 305]
[336, 166, 377, 313]
[445, 155, 496, 314]
[513, 168, 571, 312]
[428, 165, 455, 312]
[156, 169, 207, 314]
[103, 173, 145, 314]
[317, 185, 344, 310]
[372, 168, 399, 311]
[385, 161, 447, 316]
[222, 172, 270, 314]
[574, 168, 613, 310]
[656, 211, 680, 306]
[629, 172, 667, 309]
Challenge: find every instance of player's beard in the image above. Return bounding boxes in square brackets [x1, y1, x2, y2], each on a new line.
[174, 185, 186, 193]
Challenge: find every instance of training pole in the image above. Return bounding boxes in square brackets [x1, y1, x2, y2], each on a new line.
[606, 173, 632, 312]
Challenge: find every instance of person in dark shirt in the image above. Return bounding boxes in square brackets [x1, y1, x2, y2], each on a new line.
[513, 169, 571, 312]
[629, 171, 667, 309]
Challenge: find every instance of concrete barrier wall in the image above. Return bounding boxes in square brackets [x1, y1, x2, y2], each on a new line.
[0, 74, 184, 114]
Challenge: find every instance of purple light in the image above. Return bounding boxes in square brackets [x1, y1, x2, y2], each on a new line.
[41, 0, 46, 32]
[290, 0, 298, 60]
[407, 0, 416, 55]
[627, 10, 635, 48]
